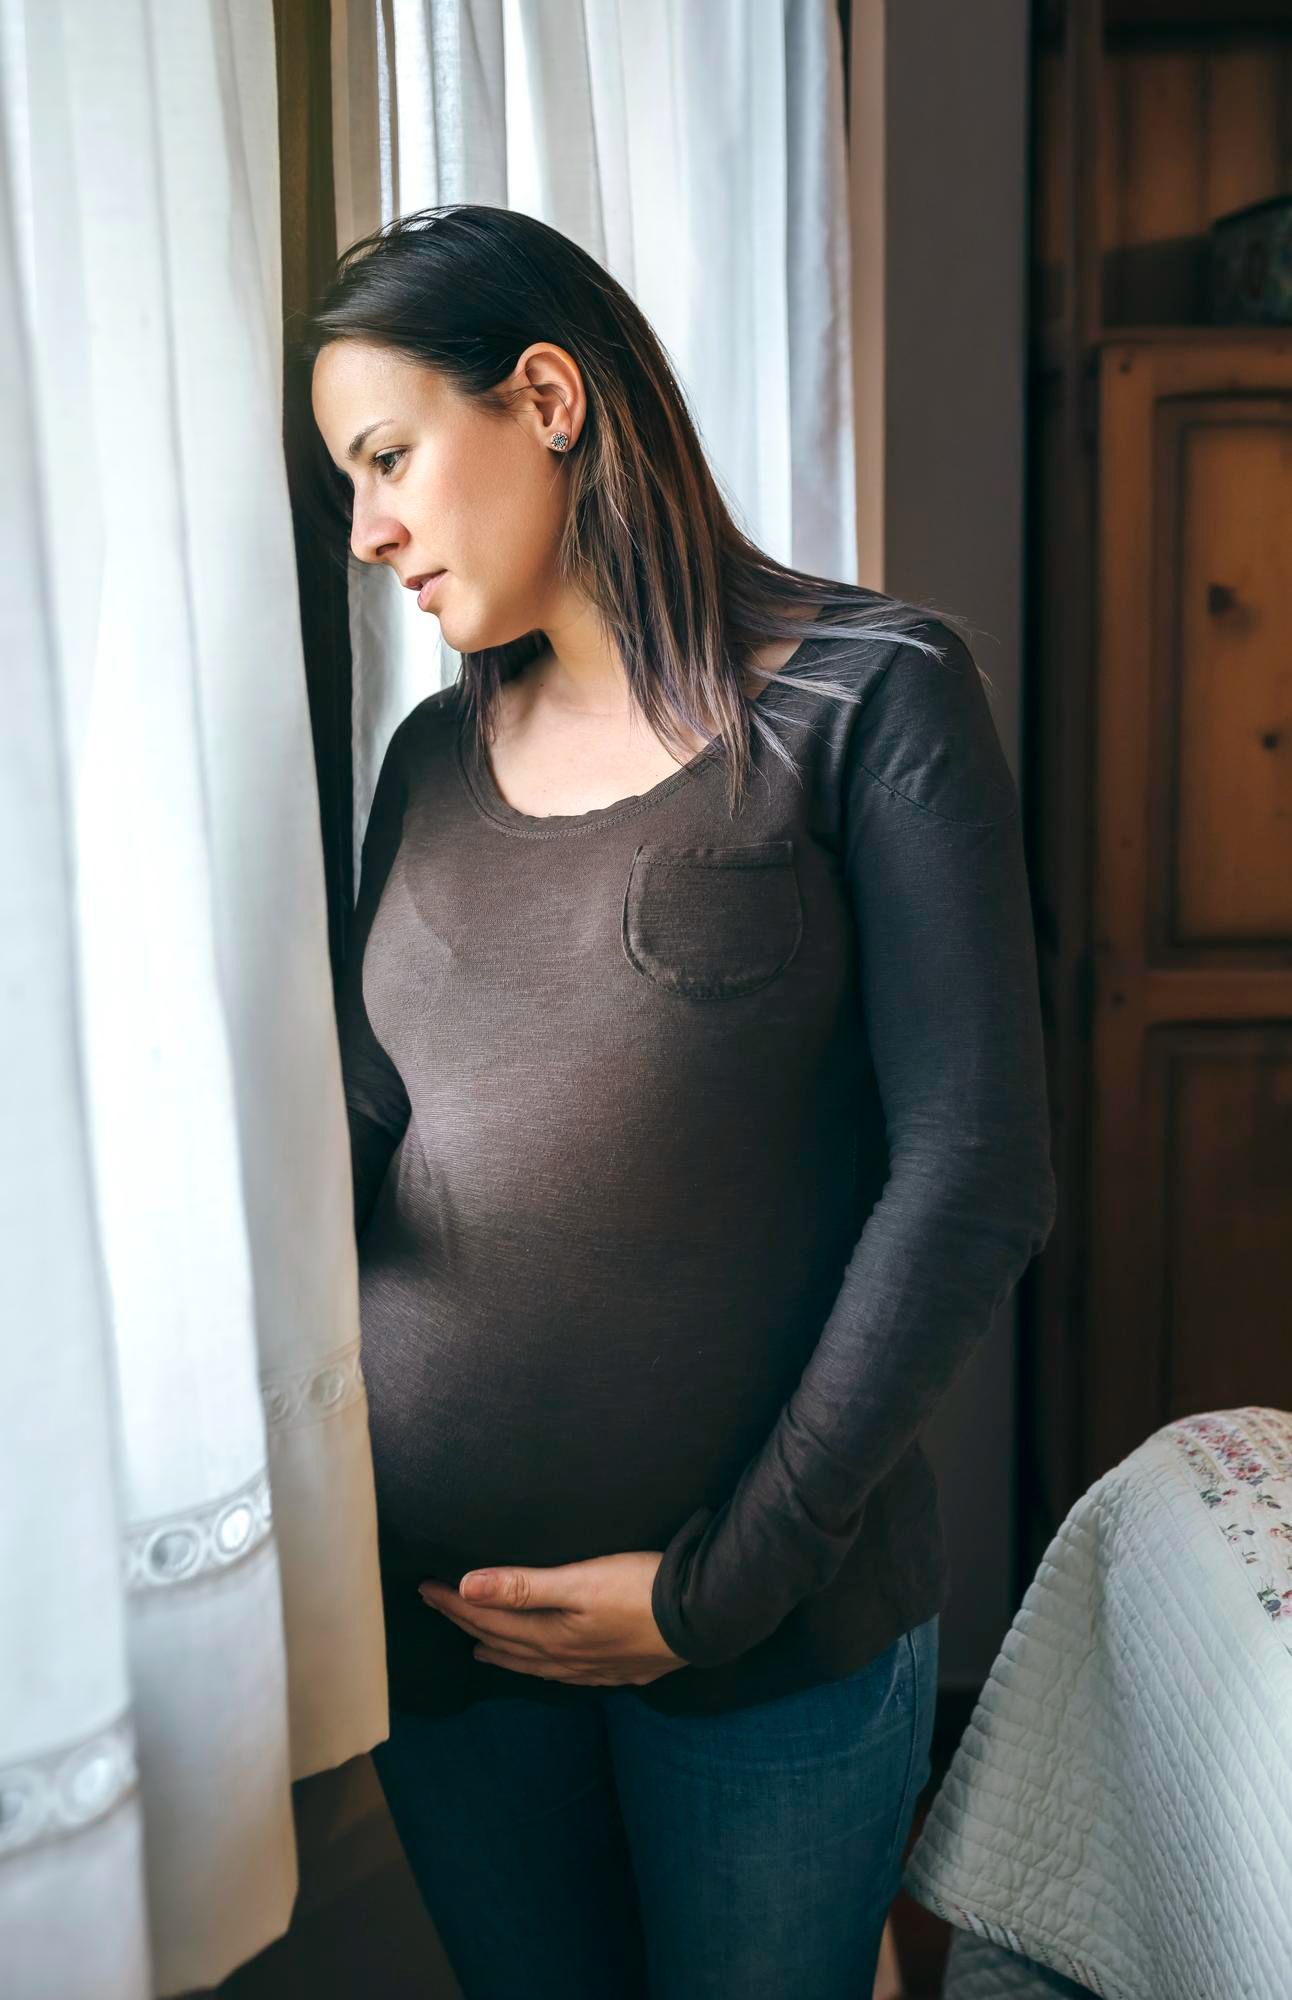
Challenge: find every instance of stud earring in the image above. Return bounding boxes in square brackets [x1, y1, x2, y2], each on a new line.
[550, 432, 570, 451]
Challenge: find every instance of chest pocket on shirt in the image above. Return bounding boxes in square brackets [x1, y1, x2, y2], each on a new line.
[621, 838, 803, 1000]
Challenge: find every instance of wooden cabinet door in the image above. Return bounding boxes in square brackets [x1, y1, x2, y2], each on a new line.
[1092, 335, 1292, 1473]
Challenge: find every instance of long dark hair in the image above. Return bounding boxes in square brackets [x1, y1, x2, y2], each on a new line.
[290, 201, 975, 815]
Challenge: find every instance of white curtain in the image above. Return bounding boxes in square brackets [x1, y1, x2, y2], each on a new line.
[0, 2, 388, 1994]
[331, 0, 857, 858]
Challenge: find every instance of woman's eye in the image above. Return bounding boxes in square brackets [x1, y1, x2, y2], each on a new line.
[374, 449, 406, 478]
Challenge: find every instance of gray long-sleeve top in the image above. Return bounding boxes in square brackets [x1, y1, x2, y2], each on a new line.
[337, 605, 1058, 1716]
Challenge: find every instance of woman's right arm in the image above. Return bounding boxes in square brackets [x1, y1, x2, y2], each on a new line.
[335, 719, 413, 1238]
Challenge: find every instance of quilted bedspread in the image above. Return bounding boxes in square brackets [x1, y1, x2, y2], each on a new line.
[901, 1407, 1292, 2000]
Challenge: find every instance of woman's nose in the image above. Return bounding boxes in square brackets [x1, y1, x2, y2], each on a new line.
[350, 508, 402, 568]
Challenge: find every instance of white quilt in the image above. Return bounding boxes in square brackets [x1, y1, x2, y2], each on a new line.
[901, 1407, 1292, 2000]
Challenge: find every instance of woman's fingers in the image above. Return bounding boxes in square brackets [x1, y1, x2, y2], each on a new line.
[473, 1646, 551, 1674]
[419, 1582, 560, 1648]
[473, 1645, 610, 1685]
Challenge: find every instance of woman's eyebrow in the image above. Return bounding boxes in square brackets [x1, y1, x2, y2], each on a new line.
[347, 418, 397, 461]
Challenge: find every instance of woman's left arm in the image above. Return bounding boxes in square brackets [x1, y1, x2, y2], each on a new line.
[648, 625, 1059, 1669]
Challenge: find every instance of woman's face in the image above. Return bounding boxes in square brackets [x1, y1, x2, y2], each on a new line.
[310, 337, 581, 652]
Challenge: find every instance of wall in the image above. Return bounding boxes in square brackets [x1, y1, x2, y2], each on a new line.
[850, 0, 1034, 1690]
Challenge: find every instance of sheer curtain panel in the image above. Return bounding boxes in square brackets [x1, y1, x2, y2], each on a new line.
[0, 2, 388, 1994]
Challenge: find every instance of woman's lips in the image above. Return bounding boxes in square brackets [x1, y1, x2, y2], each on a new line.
[417, 570, 447, 611]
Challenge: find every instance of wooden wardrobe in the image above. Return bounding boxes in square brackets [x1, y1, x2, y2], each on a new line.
[1020, 0, 1292, 1578]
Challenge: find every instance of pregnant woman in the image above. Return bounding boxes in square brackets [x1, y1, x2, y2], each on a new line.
[301, 203, 1057, 2000]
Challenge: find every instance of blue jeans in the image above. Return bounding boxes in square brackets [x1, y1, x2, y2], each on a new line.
[370, 1612, 938, 2000]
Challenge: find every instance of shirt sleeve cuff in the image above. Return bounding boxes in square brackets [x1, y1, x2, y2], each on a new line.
[651, 1504, 722, 1666]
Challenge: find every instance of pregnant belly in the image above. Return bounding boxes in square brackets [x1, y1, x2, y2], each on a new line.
[356, 1252, 805, 1581]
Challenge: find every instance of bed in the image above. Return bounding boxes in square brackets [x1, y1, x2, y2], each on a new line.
[901, 1406, 1292, 2000]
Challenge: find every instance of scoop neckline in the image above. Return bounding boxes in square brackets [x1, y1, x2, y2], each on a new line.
[455, 606, 832, 839]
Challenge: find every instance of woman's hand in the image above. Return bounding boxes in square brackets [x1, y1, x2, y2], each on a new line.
[418, 1550, 690, 1686]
